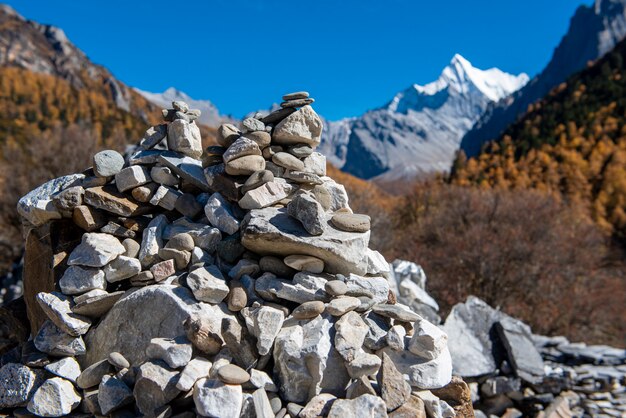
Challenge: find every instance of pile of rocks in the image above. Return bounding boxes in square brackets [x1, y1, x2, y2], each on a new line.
[0, 93, 470, 417]
[442, 296, 626, 418]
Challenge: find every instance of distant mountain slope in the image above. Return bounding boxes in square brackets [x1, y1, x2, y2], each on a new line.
[320, 55, 528, 180]
[135, 87, 231, 127]
[460, 0, 626, 157]
[452, 36, 626, 242]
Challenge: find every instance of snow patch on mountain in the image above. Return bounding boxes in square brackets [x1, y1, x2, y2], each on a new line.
[321, 55, 528, 180]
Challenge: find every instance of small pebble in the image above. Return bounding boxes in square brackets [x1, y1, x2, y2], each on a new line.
[292, 301, 325, 320]
[108, 352, 130, 369]
[217, 364, 250, 384]
[325, 280, 348, 296]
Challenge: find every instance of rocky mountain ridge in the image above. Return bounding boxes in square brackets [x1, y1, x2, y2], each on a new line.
[319, 55, 528, 180]
[460, 0, 626, 157]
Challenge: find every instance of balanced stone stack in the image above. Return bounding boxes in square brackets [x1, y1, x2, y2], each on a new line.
[1, 93, 471, 417]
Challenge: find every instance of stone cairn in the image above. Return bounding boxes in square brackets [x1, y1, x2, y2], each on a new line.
[1, 93, 471, 417]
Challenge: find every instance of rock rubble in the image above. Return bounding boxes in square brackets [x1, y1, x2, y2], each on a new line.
[3, 93, 466, 417]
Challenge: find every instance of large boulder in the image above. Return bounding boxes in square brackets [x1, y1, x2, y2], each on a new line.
[442, 296, 512, 378]
[242, 207, 369, 275]
[82, 285, 234, 368]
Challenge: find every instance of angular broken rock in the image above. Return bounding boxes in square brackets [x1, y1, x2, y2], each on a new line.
[59, 265, 106, 295]
[251, 305, 285, 356]
[0, 363, 45, 408]
[147, 336, 193, 369]
[67, 232, 125, 268]
[44, 357, 81, 383]
[205, 192, 240, 235]
[167, 119, 203, 159]
[98, 375, 134, 415]
[194, 378, 243, 418]
[177, 356, 212, 392]
[186, 265, 230, 303]
[287, 193, 326, 236]
[335, 311, 369, 362]
[17, 174, 84, 226]
[239, 178, 294, 210]
[134, 360, 181, 416]
[138, 214, 168, 268]
[273, 314, 350, 403]
[380, 347, 452, 390]
[36, 292, 91, 336]
[83, 285, 233, 367]
[409, 318, 448, 360]
[495, 317, 545, 384]
[379, 352, 411, 412]
[115, 165, 151, 192]
[327, 394, 388, 418]
[158, 153, 210, 192]
[34, 320, 86, 356]
[242, 206, 369, 275]
[272, 105, 323, 147]
[27, 377, 81, 417]
[104, 255, 141, 283]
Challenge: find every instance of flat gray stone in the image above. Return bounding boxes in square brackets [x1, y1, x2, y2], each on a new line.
[67, 232, 125, 268]
[71, 290, 124, 317]
[187, 265, 230, 303]
[134, 360, 181, 416]
[98, 375, 134, 415]
[242, 207, 370, 275]
[158, 153, 210, 192]
[496, 317, 545, 384]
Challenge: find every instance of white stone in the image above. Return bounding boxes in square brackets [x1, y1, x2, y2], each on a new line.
[365, 249, 391, 275]
[167, 119, 203, 159]
[273, 105, 323, 147]
[44, 358, 81, 383]
[335, 311, 369, 362]
[115, 165, 151, 192]
[17, 174, 84, 226]
[36, 292, 91, 336]
[252, 306, 285, 356]
[327, 394, 388, 418]
[146, 336, 193, 368]
[176, 357, 212, 392]
[67, 232, 125, 267]
[223, 136, 261, 162]
[239, 178, 295, 210]
[273, 314, 349, 403]
[409, 318, 448, 360]
[138, 214, 168, 268]
[249, 369, 278, 392]
[204, 192, 240, 235]
[193, 378, 243, 418]
[103, 256, 141, 283]
[380, 346, 453, 389]
[303, 152, 326, 176]
[386, 325, 407, 351]
[59, 266, 105, 295]
[27, 377, 81, 417]
[345, 352, 382, 379]
[187, 265, 230, 304]
[320, 176, 350, 212]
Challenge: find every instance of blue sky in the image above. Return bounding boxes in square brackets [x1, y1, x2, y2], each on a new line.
[10, 0, 587, 120]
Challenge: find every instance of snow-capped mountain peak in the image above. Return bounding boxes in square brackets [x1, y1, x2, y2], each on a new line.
[387, 54, 528, 114]
[320, 54, 529, 180]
